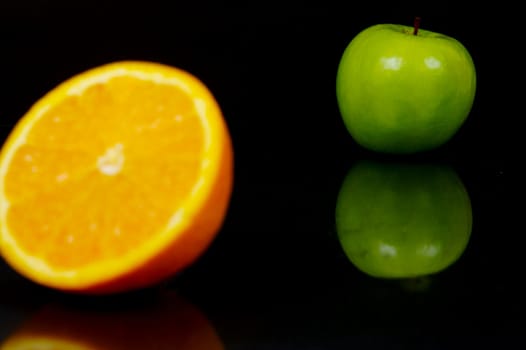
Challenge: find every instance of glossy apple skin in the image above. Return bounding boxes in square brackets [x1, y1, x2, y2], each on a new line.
[335, 160, 472, 279]
[336, 24, 476, 153]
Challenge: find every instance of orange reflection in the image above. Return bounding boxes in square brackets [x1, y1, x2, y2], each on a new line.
[1, 291, 224, 350]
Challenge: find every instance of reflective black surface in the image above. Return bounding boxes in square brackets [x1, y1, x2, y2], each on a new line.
[1, 2, 523, 346]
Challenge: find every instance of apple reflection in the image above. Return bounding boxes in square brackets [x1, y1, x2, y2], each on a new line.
[1, 291, 224, 350]
[335, 160, 472, 279]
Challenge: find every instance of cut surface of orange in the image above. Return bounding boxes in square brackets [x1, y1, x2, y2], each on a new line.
[0, 61, 233, 293]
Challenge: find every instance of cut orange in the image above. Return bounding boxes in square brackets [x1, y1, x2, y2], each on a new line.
[1, 291, 225, 350]
[0, 61, 233, 294]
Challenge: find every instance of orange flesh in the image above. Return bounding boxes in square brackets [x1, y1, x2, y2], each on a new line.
[4, 76, 204, 270]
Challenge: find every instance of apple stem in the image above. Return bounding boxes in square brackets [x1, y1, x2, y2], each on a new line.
[413, 16, 421, 35]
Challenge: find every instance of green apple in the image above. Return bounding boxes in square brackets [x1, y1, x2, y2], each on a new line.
[336, 21, 476, 153]
[335, 160, 472, 278]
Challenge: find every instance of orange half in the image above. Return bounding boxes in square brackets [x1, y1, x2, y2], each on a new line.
[0, 61, 233, 293]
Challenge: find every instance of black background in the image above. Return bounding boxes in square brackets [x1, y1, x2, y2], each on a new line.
[0, 1, 523, 346]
